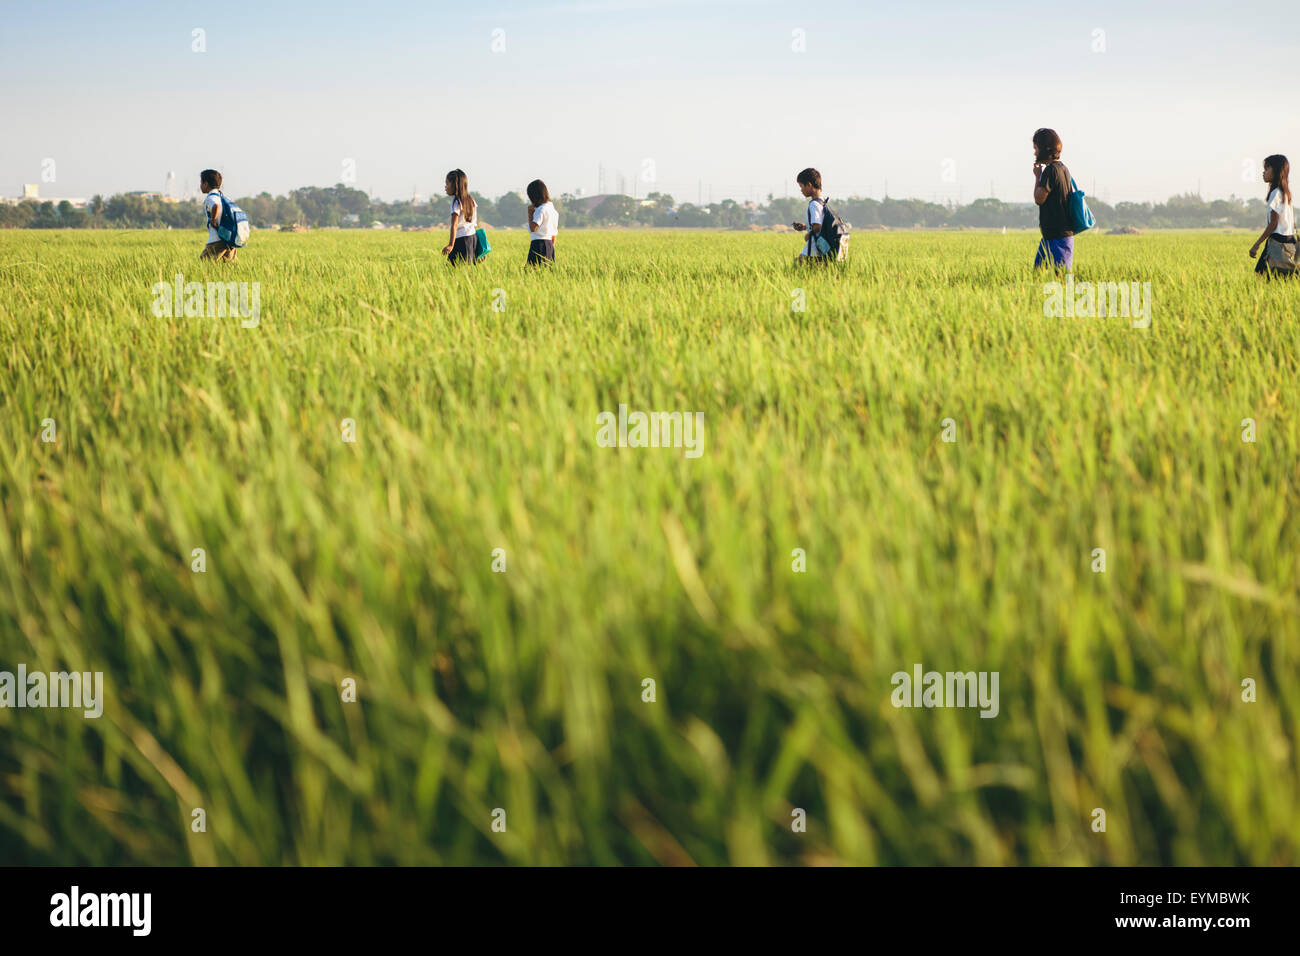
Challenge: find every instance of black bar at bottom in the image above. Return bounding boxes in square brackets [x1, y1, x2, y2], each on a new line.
[0, 865, 1290, 942]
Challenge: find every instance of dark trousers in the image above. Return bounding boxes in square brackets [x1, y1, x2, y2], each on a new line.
[448, 234, 477, 265]
[527, 238, 555, 265]
[200, 240, 237, 262]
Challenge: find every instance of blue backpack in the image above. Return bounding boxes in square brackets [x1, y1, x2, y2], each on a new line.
[1067, 174, 1096, 233]
[211, 190, 250, 247]
[808, 197, 851, 256]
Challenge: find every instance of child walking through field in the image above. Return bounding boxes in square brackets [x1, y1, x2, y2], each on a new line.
[791, 167, 849, 263]
[525, 179, 558, 265]
[199, 169, 237, 262]
[442, 169, 478, 265]
[1032, 129, 1074, 270]
[1250, 154, 1296, 277]
[792, 167, 827, 260]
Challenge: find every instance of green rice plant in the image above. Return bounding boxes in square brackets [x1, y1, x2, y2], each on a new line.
[0, 227, 1296, 865]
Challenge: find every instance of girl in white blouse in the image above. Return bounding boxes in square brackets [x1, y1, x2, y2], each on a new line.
[442, 169, 478, 265]
[1251, 154, 1294, 276]
[526, 179, 558, 265]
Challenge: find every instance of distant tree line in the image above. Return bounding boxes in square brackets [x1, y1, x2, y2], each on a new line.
[0, 183, 1272, 231]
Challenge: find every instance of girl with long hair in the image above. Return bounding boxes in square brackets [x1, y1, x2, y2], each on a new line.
[442, 169, 478, 265]
[1250, 154, 1295, 276]
[525, 179, 558, 265]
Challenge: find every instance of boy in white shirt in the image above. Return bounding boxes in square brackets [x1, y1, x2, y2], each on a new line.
[199, 169, 237, 262]
[526, 179, 558, 265]
[792, 167, 827, 260]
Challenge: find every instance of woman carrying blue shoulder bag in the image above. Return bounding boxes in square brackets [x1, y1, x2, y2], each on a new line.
[1031, 128, 1093, 270]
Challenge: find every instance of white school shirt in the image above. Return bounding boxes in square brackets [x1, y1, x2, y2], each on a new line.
[203, 190, 224, 242]
[450, 198, 477, 238]
[531, 201, 558, 240]
[1268, 188, 1295, 237]
[800, 197, 825, 256]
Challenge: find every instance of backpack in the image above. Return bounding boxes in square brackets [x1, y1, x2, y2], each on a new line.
[809, 198, 851, 256]
[211, 190, 251, 248]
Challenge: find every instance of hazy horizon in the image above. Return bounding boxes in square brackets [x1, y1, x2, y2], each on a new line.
[2, 0, 1296, 207]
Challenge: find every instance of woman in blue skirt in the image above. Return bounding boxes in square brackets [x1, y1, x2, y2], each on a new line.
[1031, 129, 1074, 270]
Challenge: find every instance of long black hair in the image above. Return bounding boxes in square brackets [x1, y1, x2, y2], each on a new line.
[1264, 154, 1291, 204]
[526, 179, 550, 206]
[446, 169, 475, 220]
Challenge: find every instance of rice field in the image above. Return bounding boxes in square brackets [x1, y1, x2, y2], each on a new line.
[0, 226, 1297, 865]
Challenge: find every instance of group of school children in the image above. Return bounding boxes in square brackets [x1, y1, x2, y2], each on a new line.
[194, 128, 1297, 278]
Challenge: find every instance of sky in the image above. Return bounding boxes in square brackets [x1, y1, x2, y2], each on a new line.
[1, 0, 1296, 206]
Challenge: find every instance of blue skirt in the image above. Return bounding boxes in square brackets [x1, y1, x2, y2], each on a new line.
[1034, 236, 1074, 270]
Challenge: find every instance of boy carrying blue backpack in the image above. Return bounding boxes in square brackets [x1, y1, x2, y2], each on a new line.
[792, 167, 851, 264]
[199, 169, 250, 262]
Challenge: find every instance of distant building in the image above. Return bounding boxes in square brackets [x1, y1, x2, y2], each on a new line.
[118, 190, 181, 203]
[0, 184, 87, 208]
[569, 194, 616, 216]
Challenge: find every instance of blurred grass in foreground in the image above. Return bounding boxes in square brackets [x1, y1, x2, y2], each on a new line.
[0, 227, 1296, 865]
